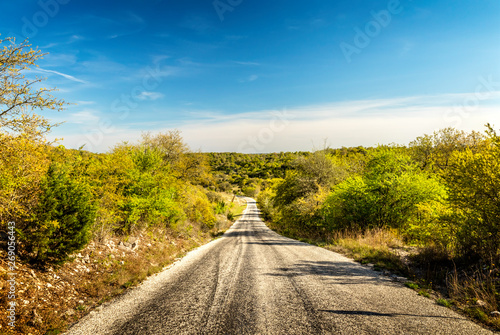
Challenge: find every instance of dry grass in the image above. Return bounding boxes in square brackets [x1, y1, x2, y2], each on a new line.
[328, 228, 403, 249]
[323, 229, 409, 275]
[447, 266, 500, 329]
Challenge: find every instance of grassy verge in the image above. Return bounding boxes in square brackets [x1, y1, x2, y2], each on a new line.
[324, 229, 410, 276]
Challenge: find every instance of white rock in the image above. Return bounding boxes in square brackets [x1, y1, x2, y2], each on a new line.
[476, 299, 487, 307]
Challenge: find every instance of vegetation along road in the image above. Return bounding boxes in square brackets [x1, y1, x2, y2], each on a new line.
[67, 199, 493, 335]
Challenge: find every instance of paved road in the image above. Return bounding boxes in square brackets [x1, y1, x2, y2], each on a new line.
[68, 198, 494, 335]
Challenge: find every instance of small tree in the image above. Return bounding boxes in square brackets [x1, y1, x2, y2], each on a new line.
[141, 130, 212, 184]
[22, 163, 96, 265]
[273, 151, 338, 209]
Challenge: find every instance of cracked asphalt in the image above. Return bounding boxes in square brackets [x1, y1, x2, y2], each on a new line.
[67, 198, 494, 335]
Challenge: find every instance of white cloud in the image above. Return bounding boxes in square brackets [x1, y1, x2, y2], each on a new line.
[40, 43, 59, 49]
[232, 61, 261, 66]
[49, 91, 500, 153]
[178, 92, 500, 152]
[75, 101, 96, 106]
[137, 91, 164, 101]
[34, 68, 87, 84]
[239, 74, 259, 83]
[67, 110, 101, 124]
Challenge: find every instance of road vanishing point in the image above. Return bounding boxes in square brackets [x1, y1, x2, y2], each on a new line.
[67, 198, 494, 335]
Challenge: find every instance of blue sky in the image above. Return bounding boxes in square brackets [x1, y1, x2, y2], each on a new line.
[1, 0, 499, 152]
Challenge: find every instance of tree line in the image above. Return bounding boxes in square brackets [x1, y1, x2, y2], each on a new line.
[257, 127, 499, 265]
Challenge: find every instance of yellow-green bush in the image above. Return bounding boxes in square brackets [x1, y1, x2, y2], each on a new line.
[444, 130, 500, 263]
[0, 133, 50, 227]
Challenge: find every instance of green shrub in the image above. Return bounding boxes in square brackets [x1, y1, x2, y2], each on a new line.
[405, 282, 419, 290]
[120, 188, 184, 232]
[214, 201, 227, 215]
[436, 298, 452, 308]
[323, 148, 447, 234]
[21, 163, 96, 265]
[418, 290, 431, 298]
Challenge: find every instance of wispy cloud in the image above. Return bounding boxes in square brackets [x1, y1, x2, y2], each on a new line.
[108, 29, 143, 40]
[76, 57, 129, 75]
[34, 68, 88, 84]
[137, 91, 164, 101]
[40, 43, 59, 49]
[40, 53, 78, 67]
[125, 11, 145, 24]
[239, 74, 259, 83]
[75, 101, 96, 106]
[68, 35, 84, 43]
[68, 109, 101, 124]
[232, 61, 261, 66]
[180, 15, 213, 33]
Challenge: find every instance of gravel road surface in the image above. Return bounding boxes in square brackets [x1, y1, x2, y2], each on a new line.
[67, 198, 494, 334]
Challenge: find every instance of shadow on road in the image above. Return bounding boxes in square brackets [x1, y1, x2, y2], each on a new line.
[263, 260, 402, 286]
[223, 223, 308, 247]
[246, 239, 307, 246]
[232, 210, 261, 219]
[318, 309, 462, 320]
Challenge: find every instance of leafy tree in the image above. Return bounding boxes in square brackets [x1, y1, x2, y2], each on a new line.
[142, 130, 188, 164]
[443, 124, 500, 263]
[409, 127, 486, 171]
[0, 36, 65, 136]
[273, 151, 338, 208]
[142, 131, 212, 184]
